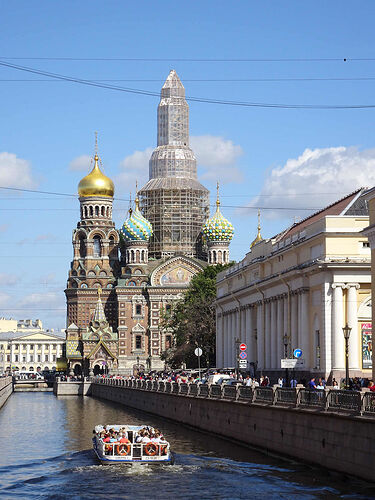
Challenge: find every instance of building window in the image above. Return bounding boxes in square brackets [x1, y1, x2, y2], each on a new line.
[135, 304, 142, 315]
[37, 355, 41, 362]
[166, 304, 172, 314]
[45, 355, 48, 362]
[15, 355, 19, 362]
[93, 236, 101, 257]
[30, 355, 34, 362]
[53, 355, 56, 362]
[363, 241, 370, 248]
[166, 335, 172, 349]
[22, 356, 26, 362]
[135, 336, 142, 350]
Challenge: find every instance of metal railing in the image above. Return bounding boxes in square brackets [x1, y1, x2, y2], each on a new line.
[275, 388, 298, 406]
[92, 378, 375, 416]
[254, 387, 274, 404]
[298, 389, 326, 409]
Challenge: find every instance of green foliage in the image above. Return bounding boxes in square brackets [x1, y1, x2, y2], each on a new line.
[160, 263, 233, 368]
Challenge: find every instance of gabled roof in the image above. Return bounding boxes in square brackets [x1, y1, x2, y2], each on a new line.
[274, 188, 367, 242]
[87, 339, 116, 360]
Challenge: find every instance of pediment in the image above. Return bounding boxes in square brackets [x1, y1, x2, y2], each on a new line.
[151, 256, 204, 287]
[15, 332, 64, 341]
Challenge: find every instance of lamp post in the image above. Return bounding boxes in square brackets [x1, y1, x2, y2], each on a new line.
[342, 323, 352, 390]
[283, 334, 289, 387]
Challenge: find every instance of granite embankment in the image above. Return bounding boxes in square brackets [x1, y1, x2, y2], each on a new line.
[90, 380, 375, 482]
[0, 377, 13, 409]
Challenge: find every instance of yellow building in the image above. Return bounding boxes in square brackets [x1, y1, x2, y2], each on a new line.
[0, 329, 65, 374]
[216, 188, 372, 382]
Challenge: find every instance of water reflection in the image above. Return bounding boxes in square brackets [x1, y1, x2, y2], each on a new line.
[0, 393, 373, 499]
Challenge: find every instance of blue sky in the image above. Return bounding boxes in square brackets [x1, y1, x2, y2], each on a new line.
[1, 1, 375, 329]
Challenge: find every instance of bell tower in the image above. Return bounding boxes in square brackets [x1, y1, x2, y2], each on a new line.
[65, 136, 120, 331]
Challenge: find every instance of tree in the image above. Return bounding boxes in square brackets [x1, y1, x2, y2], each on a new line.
[160, 263, 233, 368]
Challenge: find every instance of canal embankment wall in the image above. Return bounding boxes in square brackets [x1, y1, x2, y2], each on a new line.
[90, 382, 375, 482]
[0, 377, 13, 409]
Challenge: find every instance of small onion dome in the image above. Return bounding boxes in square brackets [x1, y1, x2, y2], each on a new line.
[120, 198, 153, 241]
[203, 199, 234, 242]
[78, 154, 114, 198]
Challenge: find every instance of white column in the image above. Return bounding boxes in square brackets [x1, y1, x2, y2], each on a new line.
[224, 315, 229, 367]
[49, 344, 53, 363]
[347, 284, 360, 370]
[291, 294, 298, 352]
[277, 298, 284, 365]
[265, 302, 271, 368]
[41, 344, 45, 366]
[332, 284, 345, 369]
[270, 300, 278, 368]
[26, 344, 30, 363]
[257, 303, 264, 369]
[241, 308, 246, 343]
[299, 291, 310, 367]
[283, 296, 288, 357]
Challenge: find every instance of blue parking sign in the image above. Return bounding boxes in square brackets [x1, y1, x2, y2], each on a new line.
[293, 348, 302, 359]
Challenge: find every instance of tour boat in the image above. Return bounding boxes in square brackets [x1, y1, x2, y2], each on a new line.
[92, 424, 174, 464]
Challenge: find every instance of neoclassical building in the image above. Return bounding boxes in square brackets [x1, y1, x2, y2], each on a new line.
[216, 188, 372, 382]
[65, 70, 233, 375]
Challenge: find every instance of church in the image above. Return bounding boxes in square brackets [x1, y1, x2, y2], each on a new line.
[65, 70, 234, 376]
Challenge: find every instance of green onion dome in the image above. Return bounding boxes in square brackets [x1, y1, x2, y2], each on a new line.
[203, 199, 234, 242]
[120, 197, 153, 241]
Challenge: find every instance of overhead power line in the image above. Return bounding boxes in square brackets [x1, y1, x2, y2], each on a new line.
[0, 186, 322, 211]
[0, 56, 370, 62]
[0, 60, 374, 109]
[2, 77, 375, 83]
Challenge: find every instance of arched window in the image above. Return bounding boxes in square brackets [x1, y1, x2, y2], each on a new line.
[89, 206, 93, 217]
[93, 236, 101, 257]
[79, 236, 86, 258]
[101, 206, 105, 216]
[109, 236, 117, 259]
[95, 205, 99, 217]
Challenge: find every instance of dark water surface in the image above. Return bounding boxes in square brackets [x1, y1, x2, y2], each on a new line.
[0, 393, 374, 499]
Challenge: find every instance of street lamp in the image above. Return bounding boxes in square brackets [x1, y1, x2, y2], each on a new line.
[342, 323, 352, 390]
[283, 334, 289, 387]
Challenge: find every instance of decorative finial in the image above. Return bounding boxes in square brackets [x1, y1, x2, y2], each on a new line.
[129, 192, 133, 216]
[216, 181, 220, 209]
[258, 209, 261, 231]
[94, 132, 99, 163]
[98, 286, 102, 298]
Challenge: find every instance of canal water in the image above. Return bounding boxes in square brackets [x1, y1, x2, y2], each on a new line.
[0, 393, 374, 499]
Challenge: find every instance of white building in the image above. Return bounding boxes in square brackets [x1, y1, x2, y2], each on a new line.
[215, 189, 372, 382]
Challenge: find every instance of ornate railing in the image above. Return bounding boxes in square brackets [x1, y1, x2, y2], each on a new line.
[93, 378, 375, 416]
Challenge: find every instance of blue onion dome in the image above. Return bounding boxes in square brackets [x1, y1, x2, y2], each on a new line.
[203, 196, 234, 242]
[120, 197, 153, 241]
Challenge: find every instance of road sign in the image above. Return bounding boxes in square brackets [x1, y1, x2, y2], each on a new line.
[239, 351, 247, 360]
[293, 348, 303, 359]
[239, 343, 247, 351]
[239, 360, 247, 368]
[281, 358, 298, 369]
[194, 347, 203, 357]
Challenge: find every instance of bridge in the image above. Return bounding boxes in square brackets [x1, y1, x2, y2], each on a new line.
[13, 379, 52, 392]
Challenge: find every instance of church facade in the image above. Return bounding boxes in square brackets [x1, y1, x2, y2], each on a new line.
[65, 70, 234, 376]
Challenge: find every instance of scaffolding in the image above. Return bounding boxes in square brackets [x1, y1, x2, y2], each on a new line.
[139, 70, 210, 260]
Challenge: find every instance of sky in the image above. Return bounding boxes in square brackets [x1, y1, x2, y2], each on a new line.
[1, 1, 375, 329]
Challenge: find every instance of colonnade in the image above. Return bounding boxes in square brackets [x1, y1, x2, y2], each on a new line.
[217, 281, 362, 375]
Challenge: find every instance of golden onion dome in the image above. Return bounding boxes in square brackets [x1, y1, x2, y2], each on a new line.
[78, 154, 114, 198]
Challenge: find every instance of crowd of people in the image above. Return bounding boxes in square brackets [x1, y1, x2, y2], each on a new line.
[95, 425, 168, 456]
[94, 369, 375, 392]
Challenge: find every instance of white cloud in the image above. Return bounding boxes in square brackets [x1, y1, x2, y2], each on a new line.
[0, 152, 37, 189]
[191, 135, 244, 184]
[0, 291, 10, 307]
[116, 148, 153, 192]
[68, 154, 91, 172]
[19, 291, 64, 309]
[246, 146, 375, 219]
[0, 274, 18, 287]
